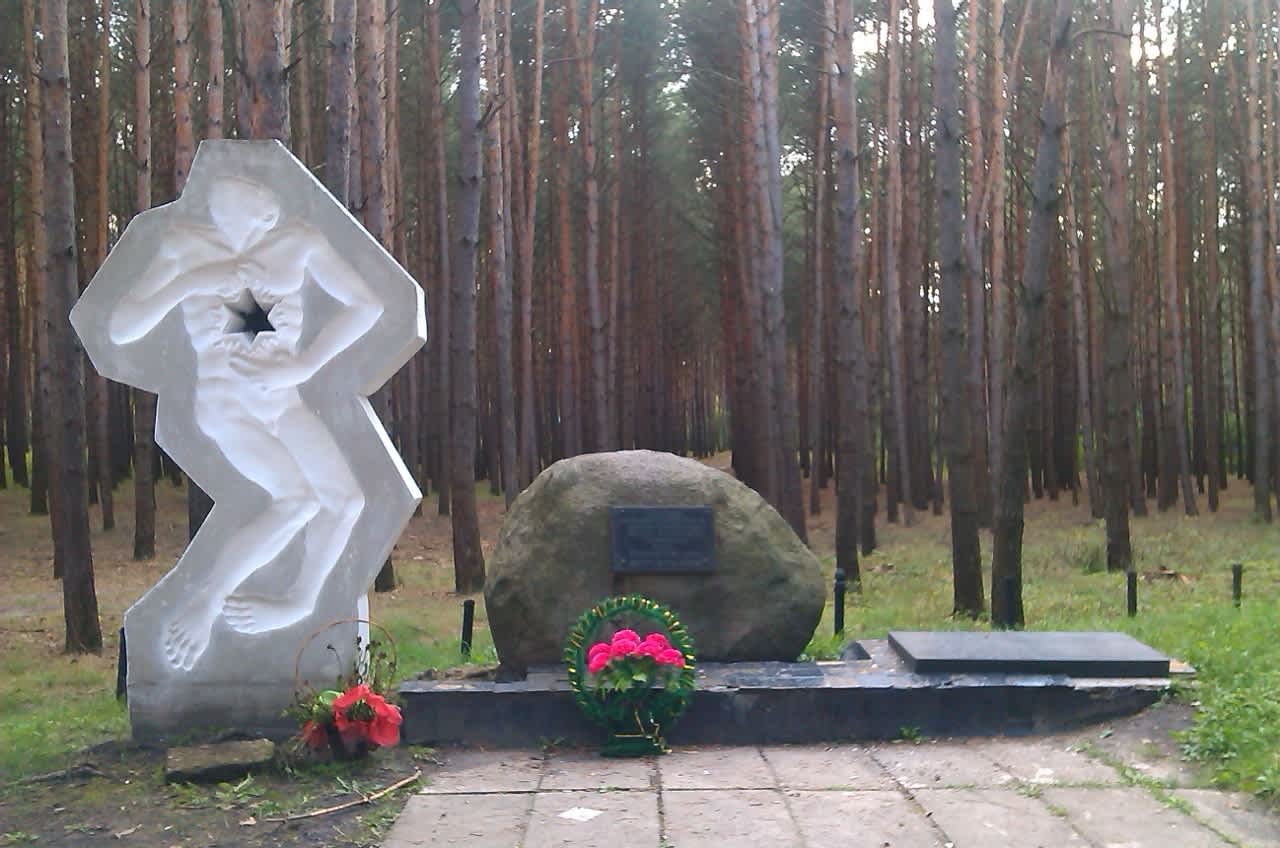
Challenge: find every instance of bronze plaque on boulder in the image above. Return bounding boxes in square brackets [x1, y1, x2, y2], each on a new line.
[610, 506, 716, 574]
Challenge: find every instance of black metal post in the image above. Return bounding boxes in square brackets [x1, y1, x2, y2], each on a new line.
[116, 627, 127, 701]
[460, 599, 476, 657]
[833, 568, 847, 636]
[1126, 571, 1138, 617]
[1232, 563, 1243, 608]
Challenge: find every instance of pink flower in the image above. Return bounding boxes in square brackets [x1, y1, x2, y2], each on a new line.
[658, 648, 685, 667]
[588, 642, 612, 662]
[612, 629, 641, 644]
[642, 632, 670, 650]
[636, 641, 665, 659]
[587, 652, 611, 674]
[610, 639, 640, 659]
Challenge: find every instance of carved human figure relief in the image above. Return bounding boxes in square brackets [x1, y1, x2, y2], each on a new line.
[73, 141, 425, 738]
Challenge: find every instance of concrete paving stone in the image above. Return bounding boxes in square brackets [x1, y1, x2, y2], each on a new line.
[420, 750, 545, 794]
[660, 747, 776, 790]
[525, 790, 659, 848]
[872, 740, 1017, 789]
[788, 789, 946, 847]
[540, 750, 656, 791]
[1174, 789, 1280, 847]
[662, 789, 801, 846]
[914, 788, 1090, 847]
[976, 738, 1123, 785]
[1068, 701, 1201, 787]
[762, 745, 896, 791]
[380, 793, 532, 847]
[1044, 786, 1232, 847]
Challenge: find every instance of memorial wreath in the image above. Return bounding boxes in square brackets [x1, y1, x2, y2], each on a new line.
[564, 595, 696, 757]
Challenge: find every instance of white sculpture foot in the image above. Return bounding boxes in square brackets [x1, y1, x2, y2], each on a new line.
[164, 615, 212, 672]
[222, 592, 309, 635]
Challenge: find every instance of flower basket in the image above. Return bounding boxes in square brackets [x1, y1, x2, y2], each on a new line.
[564, 596, 696, 757]
[288, 618, 402, 760]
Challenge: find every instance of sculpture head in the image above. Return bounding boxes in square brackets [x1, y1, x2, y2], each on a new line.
[209, 178, 281, 248]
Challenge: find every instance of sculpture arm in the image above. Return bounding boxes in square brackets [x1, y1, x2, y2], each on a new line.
[107, 251, 189, 344]
[292, 242, 382, 380]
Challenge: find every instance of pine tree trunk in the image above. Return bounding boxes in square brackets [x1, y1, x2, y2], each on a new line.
[934, 0, 984, 618]
[7, 16, 33, 489]
[0, 95, 14, 491]
[450, 0, 487, 593]
[206, 0, 224, 138]
[1101, 0, 1136, 570]
[832, 0, 866, 588]
[483, 0, 518, 507]
[1245, 0, 1271, 521]
[883, 0, 914, 526]
[43, 0, 103, 653]
[132, 0, 156, 559]
[1154, 10, 1197, 516]
[1062, 120, 1100, 516]
[991, 0, 1072, 628]
[242, 0, 288, 140]
[809, 0, 833, 517]
[551, 62, 580, 459]
[426, 1, 452, 515]
[515, 0, 544, 486]
[1203, 11, 1222, 509]
[746, 0, 806, 540]
[962, 0, 990, 526]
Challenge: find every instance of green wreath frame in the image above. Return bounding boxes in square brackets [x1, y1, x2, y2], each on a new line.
[564, 595, 697, 755]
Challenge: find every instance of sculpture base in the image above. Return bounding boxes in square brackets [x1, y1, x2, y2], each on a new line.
[127, 598, 369, 744]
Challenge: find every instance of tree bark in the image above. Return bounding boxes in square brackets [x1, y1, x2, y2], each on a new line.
[1153, 6, 1197, 516]
[1101, 0, 1137, 570]
[746, 0, 806, 540]
[991, 0, 1073, 629]
[132, 0, 156, 559]
[42, 0, 103, 653]
[832, 0, 866, 589]
[450, 0, 486, 593]
[426, 0, 452, 515]
[0, 92, 15, 491]
[809, 0, 834, 517]
[962, 0, 990, 526]
[484, 0, 518, 507]
[241, 0, 289, 140]
[1245, 0, 1271, 521]
[933, 0, 984, 618]
[1062, 117, 1100, 516]
[883, 0, 914, 526]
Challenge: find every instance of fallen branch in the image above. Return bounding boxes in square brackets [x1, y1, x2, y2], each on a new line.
[261, 769, 421, 824]
[17, 763, 105, 784]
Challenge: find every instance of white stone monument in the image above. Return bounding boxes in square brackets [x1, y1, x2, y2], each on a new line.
[71, 140, 426, 740]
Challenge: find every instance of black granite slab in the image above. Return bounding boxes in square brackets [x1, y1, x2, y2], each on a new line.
[888, 631, 1170, 677]
[397, 637, 1171, 748]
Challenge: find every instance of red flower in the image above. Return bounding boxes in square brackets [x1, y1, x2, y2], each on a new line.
[658, 648, 685, 667]
[612, 629, 640, 644]
[302, 720, 329, 750]
[610, 639, 639, 659]
[587, 652, 611, 674]
[588, 642, 612, 662]
[636, 641, 665, 660]
[642, 632, 670, 650]
[367, 698, 402, 748]
[332, 684, 401, 748]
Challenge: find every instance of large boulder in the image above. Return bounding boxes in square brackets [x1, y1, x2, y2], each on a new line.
[484, 450, 825, 674]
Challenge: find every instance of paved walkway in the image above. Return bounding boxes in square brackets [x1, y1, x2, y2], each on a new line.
[383, 730, 1280, 847]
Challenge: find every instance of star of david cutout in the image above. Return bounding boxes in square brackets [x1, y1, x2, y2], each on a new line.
[223, 289, 277, 340]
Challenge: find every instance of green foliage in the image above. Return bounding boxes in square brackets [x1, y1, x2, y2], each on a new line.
[1175, 604, 1280, 799]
